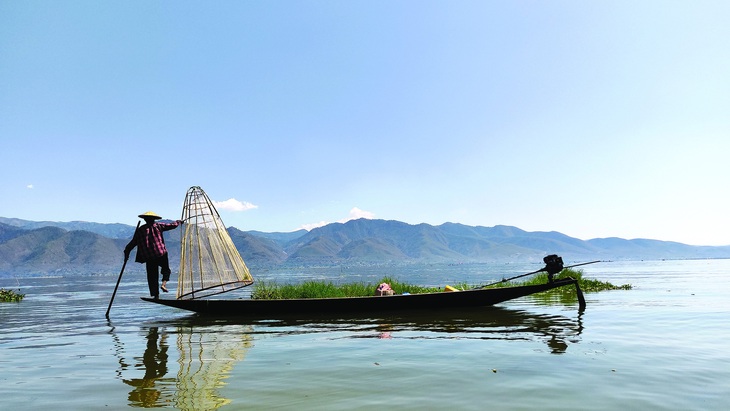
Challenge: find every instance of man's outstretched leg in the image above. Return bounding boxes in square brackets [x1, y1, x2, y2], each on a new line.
[160, 253, 171, 293]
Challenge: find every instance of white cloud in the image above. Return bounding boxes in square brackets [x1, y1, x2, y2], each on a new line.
[300, 221, 329, 231]
[299, 207, 375, 231]
[213, 198, 258, 212]
[339, 207, 375, 223]
[27, 184, 33, 189]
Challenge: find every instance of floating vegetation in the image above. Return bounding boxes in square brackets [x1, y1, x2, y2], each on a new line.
[251, 269, 630, 300]
[0, 288, 25, 303]
[483, 269, 632, 306]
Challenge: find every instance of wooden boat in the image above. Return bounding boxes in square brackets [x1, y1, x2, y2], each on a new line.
[143, 277, 585, 317]
[140, 187, 586, 318]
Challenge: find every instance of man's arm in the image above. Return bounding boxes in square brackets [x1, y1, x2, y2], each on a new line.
[158, 220, 183, 232]
[123, 229, 139, 261]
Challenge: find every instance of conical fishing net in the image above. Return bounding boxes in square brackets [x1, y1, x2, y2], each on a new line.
[177, 186, 254, 299]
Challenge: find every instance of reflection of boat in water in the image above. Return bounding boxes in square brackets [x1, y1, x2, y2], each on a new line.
[110, 323, 253, 409]
[169, 305, 583, 354]
[289, 307, 581, 354]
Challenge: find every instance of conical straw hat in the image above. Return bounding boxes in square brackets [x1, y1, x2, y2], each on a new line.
[138, 211, 162, 220]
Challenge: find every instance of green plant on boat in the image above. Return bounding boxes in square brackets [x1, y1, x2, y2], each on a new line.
[251, 269, 630, 301]
[0, 288, 25, 303]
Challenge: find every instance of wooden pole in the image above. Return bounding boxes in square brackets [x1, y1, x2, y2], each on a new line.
[105, 221, 140, 318]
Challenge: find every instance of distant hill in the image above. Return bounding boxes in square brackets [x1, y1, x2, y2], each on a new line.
[1, 217, 729, 277]
[0, 217, 134, 239]
[0, 225, 128, 275]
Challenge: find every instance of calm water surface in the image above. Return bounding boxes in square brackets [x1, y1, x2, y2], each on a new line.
[1, 259, 728, 410]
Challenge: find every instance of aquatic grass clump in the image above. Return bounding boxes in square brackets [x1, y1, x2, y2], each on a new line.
[488, 269, 631, 292]
[251, 280, 357, 300]
[0, 288, 25, 303]
[251, 277, 442, 300]
[250, 270, 631, 300]
[485, 268, 632, 305]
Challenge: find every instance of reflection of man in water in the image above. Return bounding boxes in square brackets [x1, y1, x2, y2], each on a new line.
[123, 327, 169, 407]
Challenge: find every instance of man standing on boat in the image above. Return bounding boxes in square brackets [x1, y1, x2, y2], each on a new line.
[124, 211, 183, 300]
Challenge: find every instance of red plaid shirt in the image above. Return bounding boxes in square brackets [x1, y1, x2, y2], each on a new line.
[125, 221, 181, 263]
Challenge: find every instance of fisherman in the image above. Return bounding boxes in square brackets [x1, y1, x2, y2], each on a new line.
[124, 211, 183, 299]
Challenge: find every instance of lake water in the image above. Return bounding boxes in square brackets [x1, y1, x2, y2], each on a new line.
[1, 259, 729, 410]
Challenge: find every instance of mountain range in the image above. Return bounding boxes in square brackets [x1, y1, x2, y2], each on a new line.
[1, 216, 728, 277]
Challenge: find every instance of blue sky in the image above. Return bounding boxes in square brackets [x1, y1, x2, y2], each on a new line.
[1, 1, 728, 246]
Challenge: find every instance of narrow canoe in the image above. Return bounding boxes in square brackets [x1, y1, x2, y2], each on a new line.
[142, 277, 584, 318]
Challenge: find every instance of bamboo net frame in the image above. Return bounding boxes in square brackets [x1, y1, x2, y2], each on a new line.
[177, 186, 253, 300]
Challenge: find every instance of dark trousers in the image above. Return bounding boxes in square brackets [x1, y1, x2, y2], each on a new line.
[145, 253, 171, 297]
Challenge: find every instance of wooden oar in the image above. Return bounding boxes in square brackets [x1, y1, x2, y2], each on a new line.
[477, 260, 601, 289]
[105, 221, 140, 318]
